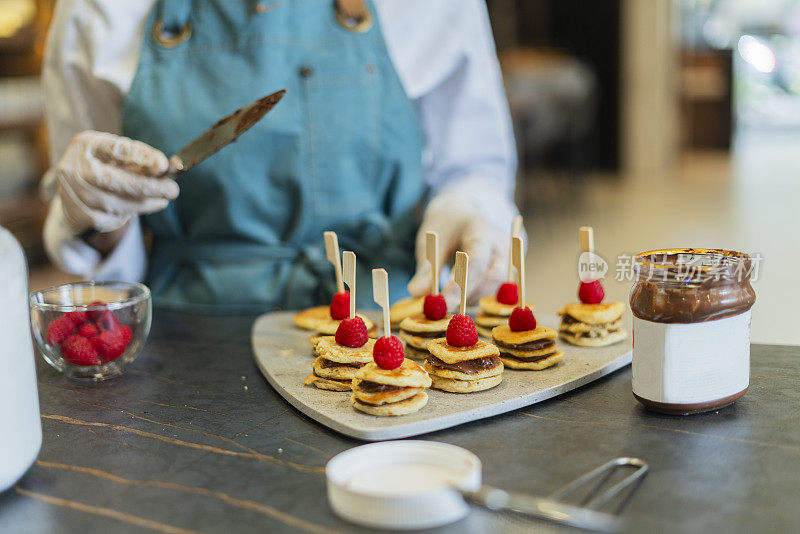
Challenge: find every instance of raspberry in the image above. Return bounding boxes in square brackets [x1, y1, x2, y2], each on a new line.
[373, 336, 404, 370]
[496, 282, 519, 305]
[90, 331, 127, 362]
[86, 301, 107, 322]
[423, 294, 447, 321]
[64, 311, 88, 327]
[77, 322, 99, 338]
[118, 324, 132, 345]
[446, 314, 479, 347]
[46, 316, 76, 345]
[509, 307, 537, 332]
[94, 310, 120, 332]
[329, 292, 350, 320]
[61, 335, 101, 366]
[335, 316, 368, 348]
[578, 280, 605, 304]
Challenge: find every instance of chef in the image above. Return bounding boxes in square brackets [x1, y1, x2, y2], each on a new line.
[42, 0, 519, 313]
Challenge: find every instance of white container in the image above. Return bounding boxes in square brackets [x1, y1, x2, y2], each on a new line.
[326, 440, 481, 530]
[0, 227, 41, 491]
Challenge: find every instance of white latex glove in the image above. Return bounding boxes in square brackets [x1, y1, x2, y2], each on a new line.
[55, 130, 178, 234]
[408, 197, 509, 308]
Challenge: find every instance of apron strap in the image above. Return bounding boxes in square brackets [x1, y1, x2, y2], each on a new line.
[159, 0, 192, 32]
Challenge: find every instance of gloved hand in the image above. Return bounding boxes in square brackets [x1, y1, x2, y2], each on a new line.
[54, 130, 179, 235]
[408, 198, 511, 307]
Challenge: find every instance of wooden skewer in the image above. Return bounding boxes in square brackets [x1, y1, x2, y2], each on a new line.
[372, 268, 391, 337]
[512, 236, 525, 307]
[508, 215, 523, 282]
[324, 231, 344, 294]
[453, 251, 469, 316]
[579, 226, 594, 254]
[342, 251, 356, 319]
[426, 231, 439, 296]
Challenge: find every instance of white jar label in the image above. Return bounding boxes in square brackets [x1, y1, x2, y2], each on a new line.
[632, 311, 751, 405]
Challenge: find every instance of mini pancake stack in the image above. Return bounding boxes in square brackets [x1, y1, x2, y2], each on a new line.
[558, 301, 627, 347]
[398, 313, 451, 360]
[351, 359, 431, 416]
[293, 305, 330, 331]
[304, 334, 376, 391]
[424, 337, 503, 393]
[492, 324, 562, 370]
[475, 295, 533, 338]
[389, 296, 424, 329]
[308, 312, 376, 355]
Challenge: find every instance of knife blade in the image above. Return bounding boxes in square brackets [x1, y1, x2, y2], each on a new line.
[165, 88, 286, 176]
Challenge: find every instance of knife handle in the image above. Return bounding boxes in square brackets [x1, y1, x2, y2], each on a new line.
[164, 155, 185, 178]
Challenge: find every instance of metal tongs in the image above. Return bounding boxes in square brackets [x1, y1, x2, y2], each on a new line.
[460, 457, 648, 532]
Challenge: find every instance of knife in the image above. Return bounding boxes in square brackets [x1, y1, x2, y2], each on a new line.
[164, 88, 286, 176]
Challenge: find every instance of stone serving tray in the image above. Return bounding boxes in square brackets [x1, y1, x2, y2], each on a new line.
[252, 311, 631, 441]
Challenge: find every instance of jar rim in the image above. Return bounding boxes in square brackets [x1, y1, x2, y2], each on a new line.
[634, 248, 749, 272]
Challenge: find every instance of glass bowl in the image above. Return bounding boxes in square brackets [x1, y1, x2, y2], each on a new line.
[30, 281, 152, 380]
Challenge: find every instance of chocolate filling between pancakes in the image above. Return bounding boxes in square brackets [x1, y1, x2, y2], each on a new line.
[500, 352, 556, 362]
[494, 338, 555, 351]
[427, 354, 501, 374]
[357, 381, 404, 393]
[319, 358, 365, 369]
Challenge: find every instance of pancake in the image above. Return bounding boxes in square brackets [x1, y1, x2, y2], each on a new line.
[311, 357, 365, 380]
[404, 345, 429, 360]
[558, 302, 624, 325]
[559, 329, 628, 347]
[399, 313, 451, 334]
[390, 296, 425, 328]
[423, 357, 503, 381]
[560, 317, 623, 336]
[354, 359, 432, 389]
[303, 373, 352, 391]
[475, 325, 495, 339]
[479, 296, 534, 318]
[293, 305, 330, 330]
[315, 314, 377, 336]
[491, 325, 558, 346]
[352, 379, 422, 405]
[500, 350, 563, 370]
[351, 390, 428, 416]
[428, 373, 502, 393]
[426, 338, 501, 365]
[398, 329, 435, 351]
[475, 313, 508, 329]
[315, 337, 376, 364]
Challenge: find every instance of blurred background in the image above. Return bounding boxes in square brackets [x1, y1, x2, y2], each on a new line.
[0, 0, 795, 343]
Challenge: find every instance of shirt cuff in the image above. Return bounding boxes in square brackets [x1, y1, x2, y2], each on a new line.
[43, 198, 147, 282]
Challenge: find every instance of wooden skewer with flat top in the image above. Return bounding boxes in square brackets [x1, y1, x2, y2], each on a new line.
[372, 268, 391, 337]
[342, 251, 356, 319]
[453, 251, 469, 316]
[324, 231, 344, 294]
[579, 226, 594, 254]
[426, 231, 440, 296]
[508, 215, 523, 282]
[511, 236, 526, 308]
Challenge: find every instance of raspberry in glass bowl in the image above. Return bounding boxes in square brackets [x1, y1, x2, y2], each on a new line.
[29, 281, 151, 380]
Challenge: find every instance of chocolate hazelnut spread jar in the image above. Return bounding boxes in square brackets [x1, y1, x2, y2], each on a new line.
[630, 249, 756, 415]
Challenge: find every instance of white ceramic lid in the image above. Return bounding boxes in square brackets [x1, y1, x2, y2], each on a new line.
[326, 440, 481, 530]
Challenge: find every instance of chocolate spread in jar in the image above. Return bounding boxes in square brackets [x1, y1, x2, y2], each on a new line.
[426, 355, 501, 373]
[629, 249, 756, 323]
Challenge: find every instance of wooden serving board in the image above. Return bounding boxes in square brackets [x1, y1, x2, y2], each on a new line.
[252, 311, 631, 441]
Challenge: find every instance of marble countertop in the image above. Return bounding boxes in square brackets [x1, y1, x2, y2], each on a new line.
[2, 310, 799, 533]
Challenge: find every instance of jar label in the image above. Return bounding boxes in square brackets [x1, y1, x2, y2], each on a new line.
[632, 311, 751, 404]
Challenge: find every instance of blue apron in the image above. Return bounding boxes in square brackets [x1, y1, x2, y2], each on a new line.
[121, 0, 423, 314]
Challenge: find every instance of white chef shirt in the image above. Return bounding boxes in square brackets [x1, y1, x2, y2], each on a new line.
[42, 0, 518, 281]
